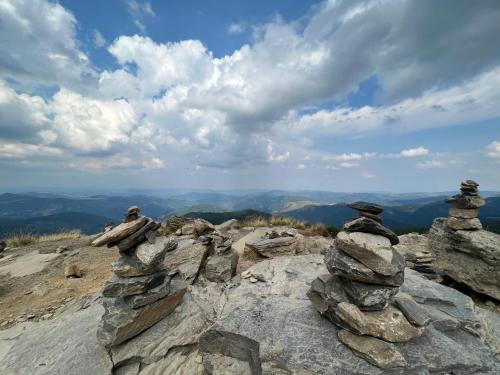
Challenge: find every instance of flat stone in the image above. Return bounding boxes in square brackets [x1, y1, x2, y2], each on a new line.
[245, 235, 298, 258]
[102, 271, 167, 297]
[112, 255, 162, 277]
[92, 216, 148, 247]
[343, 217, 399, 245]
[204, 251, 238, 283]
[347, 202, 383, 214]
[136, 236, 173, 267]
[341, 278, 399, 310]
[359, 211, 384, 225]
[335, 231, 400, 276]
[393, 293, 430, 327]
[114, 220, 161, 253]
[98, 280, 187, 347]
[461, 179, 479, 188]
[124, 277, 171, 309]
[325, 245, 404, 286]
[338, 329, 407, 369]
[164, 240, 210, 284]
[336, 302, 424, 342]
[447, 217, 482, 230]
[446, 194, 486, 209]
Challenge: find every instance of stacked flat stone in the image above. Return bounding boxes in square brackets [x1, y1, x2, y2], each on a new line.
[445, 180, 485, 231]
[308, 202, 426, 369]
[92, 206, 186, 348]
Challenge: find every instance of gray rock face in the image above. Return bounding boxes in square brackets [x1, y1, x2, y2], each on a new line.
[393, 293, 430, 327]
[344, 217, 399, 245]
[135, 237, 174, 267]
[204, 252, 238, 283]
[335, 231, 401, 276]
[112, 255, 161, 277]
[342, 278, 399, 310]
[124, 277, 171, 308]
[0, 298, 112, 375]
[428, 218, 500, 300]
[245, 232, 298, 258]
[325, 244, 404, 286]
[164, 240, 210, 284]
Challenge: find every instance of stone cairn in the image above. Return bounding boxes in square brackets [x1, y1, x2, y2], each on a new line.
[92, 206, 186, 348]
[308, 202, 427, 369]
[445, 180, 485, 231]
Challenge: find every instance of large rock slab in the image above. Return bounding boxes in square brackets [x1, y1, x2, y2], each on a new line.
[245, 232, 298, 258]
[335, 231, 402, 276]
[92, 216, 148, 247]
[98, 280, 187, 347]
[325, 244, 404, 286]
[341, 278, 399, 310]
[102, 271, 168, 297]
[0, 298, 112, 375]
[204, 251, 238, 283]
[164, 240, 209, 284]
[428, 218, 500, 300]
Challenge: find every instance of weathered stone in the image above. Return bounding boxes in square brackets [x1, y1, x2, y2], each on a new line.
[335, 231, 400, 276]
[343, 217, 399, 245]
[112, 255, 162, 277]
[215, 219, 240, 231]
[325, 245, 404, 286]
[114, 220, 160, 253]
[102, 271, 167, 297]
[124, 277, 171, 309]
[199, 329, 262, 375]
[64, 263, 82, 278]
[393, 293, 430, 327]
[359, 211, 384, 225]
[336, 302, 424, 342]
[446, 194, 486, 209]
[428, 218, 500, 300]
[449, 207, 479, 219]
[245, 234, 298, 258]
[164, 240, 210, 284]
[204, 251, 238, 283]
[338, 329, 407, 369]
[347, 202, 383, 214]
[162, 215, 193, 234]
[447, 217, 482, 230]
[341, 278, 399, 310]
[92, 216, 148, 247]
[135, 236, 173, 267]
[98, 280, 187, 347]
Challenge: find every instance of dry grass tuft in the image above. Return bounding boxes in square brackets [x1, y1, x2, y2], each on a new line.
[240, 215, 334, 237]
[5, 230, 81, 248]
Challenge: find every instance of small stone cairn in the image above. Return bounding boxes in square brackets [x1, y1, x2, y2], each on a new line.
[92, 206, 186, 348]
[445, 180, 485, 230]
[308, 202, 427, 369]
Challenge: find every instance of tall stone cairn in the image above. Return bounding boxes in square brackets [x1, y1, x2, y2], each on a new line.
[445, 180, 485, 230]
[92, 206, 186, 348]
[308, 202, 427, 369]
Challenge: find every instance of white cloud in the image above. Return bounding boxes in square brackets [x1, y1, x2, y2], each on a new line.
[143, 157, 165, 169]
[0, 142, 62, 159]
[400, 147, 429, 157]
[93, 30, 106, 48]
[361, 170, 376, 179]
[297, 163, 305, 170]
[126, 0, 155, 17]
[416, 160, 445, 169]
[486, 141, 500, 163]
[228, 22, 245, 35]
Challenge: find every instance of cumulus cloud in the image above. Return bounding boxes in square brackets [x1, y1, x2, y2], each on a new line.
[400, 147, 429, 157]
[486, 141, 500, 162]
[228, 22, 245, 35]
[93, 30, 106, 48]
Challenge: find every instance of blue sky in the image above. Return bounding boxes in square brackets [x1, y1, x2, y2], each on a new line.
[0, 0, 499, 192]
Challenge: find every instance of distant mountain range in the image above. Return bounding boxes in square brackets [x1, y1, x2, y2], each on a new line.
[1, 191, 499, 238]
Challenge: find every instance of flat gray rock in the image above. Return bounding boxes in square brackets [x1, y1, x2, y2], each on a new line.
[344, 217, 399, 245]
[342, 278, 399, 310]
[102, 271, 167, 297]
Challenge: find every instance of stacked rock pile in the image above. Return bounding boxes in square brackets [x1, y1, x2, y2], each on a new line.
[445, 180, 485, 230]
[92, 206, 186, 348]
[308, 202, 427, 369]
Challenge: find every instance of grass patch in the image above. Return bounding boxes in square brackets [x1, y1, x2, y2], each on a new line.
[5, 230, 81, 248]
[241, 215, 337, 237]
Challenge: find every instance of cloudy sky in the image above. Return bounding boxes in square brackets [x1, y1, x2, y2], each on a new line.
[1, 0, 499, 192]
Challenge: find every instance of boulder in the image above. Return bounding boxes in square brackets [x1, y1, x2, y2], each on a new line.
[428, 218, 500, 300]
[338, 329, 407, 369]
[112, 255, 161, 277]
[335, 231, 401, 276]
[204, 252, 238, 283]
[245, 233, 298, 258]
[447, 217, 482, 230]
[162, 216, 193, 234]
[92, 216, 148, 247]
[359, 211, 384, 225]
[164, 240, 210, 284]
[181, 219, 215, 236]
[343, 217, 399, 245]
[341, 278, 399, 310]
[135, 236, 173, 267]
[325, 244, 404, 286]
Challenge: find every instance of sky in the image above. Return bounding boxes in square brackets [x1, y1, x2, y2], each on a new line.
[0, 0, 499, 193]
